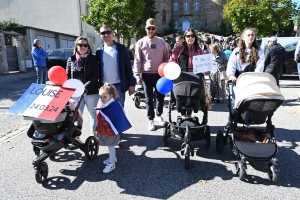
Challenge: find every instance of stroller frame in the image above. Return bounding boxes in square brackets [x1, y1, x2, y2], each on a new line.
[25, 88, 99, 184]
[216, 81, 281, 183]
[162, 72, 210, 169]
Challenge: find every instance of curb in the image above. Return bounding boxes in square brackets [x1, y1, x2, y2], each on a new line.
[0, 124, 31, 145]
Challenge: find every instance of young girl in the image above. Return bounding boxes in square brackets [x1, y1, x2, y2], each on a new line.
[95, 83, 132, 173]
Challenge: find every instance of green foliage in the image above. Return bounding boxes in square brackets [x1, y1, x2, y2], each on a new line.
[81, 0, 146, 41]
[0, 18, 25, 34]
[223, 0, 299, 37]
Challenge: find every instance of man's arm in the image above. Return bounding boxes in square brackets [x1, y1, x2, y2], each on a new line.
[132, 40, 142, 84]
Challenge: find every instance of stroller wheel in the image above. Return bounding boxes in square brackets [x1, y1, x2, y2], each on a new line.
[216, 130, 224, 154]
[134, 97, 140, 108]
[236, 161, 246, 181]
[268, 164, 279, 183]
[84, 136, 99, 160]
[184, 146, 190, 169]
[204, 125, 211, 148]
[163, 123, 170, 147]
[35, 162, 48, 184]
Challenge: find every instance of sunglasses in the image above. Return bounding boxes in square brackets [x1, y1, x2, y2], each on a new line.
[77, 43, 88, 47]
[100, 30, 112, 35]
[147, 27, 156, 31]
[185, 35, 195, 38]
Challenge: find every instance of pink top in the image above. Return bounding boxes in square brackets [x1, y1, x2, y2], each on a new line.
[169, 45, 204, 70]
[133, 36, 169, 76]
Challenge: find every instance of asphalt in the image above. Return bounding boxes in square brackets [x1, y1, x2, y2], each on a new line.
[0, 71, 299, 199]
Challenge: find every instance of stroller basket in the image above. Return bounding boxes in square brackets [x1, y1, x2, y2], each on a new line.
[235, 141, 277, 159]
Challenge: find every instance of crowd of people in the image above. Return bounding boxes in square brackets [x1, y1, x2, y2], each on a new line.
[31, 17, 297, 174]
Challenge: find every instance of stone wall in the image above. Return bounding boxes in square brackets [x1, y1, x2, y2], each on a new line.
[0, 33, 9, 74]
[154, 0, 173, 34]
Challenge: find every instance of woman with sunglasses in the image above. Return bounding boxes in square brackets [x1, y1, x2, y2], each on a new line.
[66, 36, 100, 139]
[170, 29, 204, 71]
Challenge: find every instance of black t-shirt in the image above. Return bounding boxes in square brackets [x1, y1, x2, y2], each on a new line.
[178, 52, 189, 70]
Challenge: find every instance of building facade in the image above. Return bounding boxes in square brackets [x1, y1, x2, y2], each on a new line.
[155, 0, 226, 33]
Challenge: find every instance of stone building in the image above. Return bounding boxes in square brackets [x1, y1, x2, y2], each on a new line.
[154, 0, 226, 33]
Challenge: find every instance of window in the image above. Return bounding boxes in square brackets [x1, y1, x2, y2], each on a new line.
[64, 50, 73, 58]
[174, 20, 179, 30]
[194, 19, 200, 30]
[194, 2, 200, 11]
[49, 50, 62, 57]
[184, 2, 189, 11]
[163, 9, 166, 23]
[173, 2, 178, 11]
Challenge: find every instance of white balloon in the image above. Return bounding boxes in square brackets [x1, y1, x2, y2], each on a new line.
[62, 79, 85, 98]
[163, 62, 181, 80]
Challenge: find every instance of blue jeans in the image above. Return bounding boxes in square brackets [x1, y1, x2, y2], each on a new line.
[297, 63, 300, 79]
[36, 66, 48, 84]
[113, 83, 125, 107]
[73, 93, 99, 134]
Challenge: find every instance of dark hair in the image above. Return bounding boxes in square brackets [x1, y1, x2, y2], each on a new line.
[73, 36, 91, 54]
[183, 29, 200, 53]
[238, 27, 259, 64]
[100, 25, 113, 32]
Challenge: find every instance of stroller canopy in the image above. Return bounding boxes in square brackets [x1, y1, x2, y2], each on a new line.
[235, 72, 285, 108]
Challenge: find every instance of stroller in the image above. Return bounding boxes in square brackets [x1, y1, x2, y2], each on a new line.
[216, 72, 285, 183]
[132, 85, 157, 108]
[24, 87, 99, 184]
[162, 71, 211, 169]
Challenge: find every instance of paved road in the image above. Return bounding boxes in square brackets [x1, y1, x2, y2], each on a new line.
[0, 72, 299, 199]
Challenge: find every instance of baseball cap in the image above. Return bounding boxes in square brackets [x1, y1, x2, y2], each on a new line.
[146, 18, 157, 28]
[268, 36, 277, 42]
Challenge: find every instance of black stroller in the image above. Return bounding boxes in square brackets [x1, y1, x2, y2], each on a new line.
[216, 72, 285, 183]
[24, 87, 99, 184]
[162, 71, 211, 169]
[132, 85, 157, 108]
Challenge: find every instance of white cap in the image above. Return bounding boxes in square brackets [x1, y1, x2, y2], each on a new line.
[268, 36, 277, 42]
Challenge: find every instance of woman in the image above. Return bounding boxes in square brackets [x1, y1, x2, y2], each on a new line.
[170, 29, 204, 71]
[66, 36, 100, 137]
[224, 27, 265, 131]
[209, 44, 228, 102]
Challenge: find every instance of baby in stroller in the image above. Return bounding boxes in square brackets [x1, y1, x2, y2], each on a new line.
[216, 72, 285, 183]
[24, 86, 99, 184]
[162, 71, 211, 169]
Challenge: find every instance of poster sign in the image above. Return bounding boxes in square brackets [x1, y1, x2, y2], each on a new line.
[193, 54, 214, 74]
[7, 83, 75, 121]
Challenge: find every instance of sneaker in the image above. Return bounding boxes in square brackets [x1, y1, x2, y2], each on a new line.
[103, 163, 116, 173]
[103, 157, 117, 165]
[224, 123, 230, 132]
[155, 116, 165, 125]
[148, 120, 155, 131]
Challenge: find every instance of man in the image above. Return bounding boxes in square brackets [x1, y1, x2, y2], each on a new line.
[294, 40, 300, 80]
[133, 18, 169, 131]
[264, 36, 286, 86]
[31, 39, 49, 84]
[96, 25, 135, 107]
[223, 44, 232, 59]
[173, 35, 184, 49]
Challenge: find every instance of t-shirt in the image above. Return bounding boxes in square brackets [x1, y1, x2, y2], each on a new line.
[103, 44, 120, 84]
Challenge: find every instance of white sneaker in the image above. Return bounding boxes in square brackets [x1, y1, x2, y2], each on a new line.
[148, 120, 155, 131]
[103, 163, 116, 173]
[103, 157, 117, 165]
[155, 116, 165, 125]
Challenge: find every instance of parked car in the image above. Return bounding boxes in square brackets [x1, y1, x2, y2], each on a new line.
[46, 48, 73, 69]
[284, 42, 298, 75]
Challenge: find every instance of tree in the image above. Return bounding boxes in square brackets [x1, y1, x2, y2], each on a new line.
[81, 0, 146, 43]
[223, 0, 299, 37]
[0, 18, 25, 34]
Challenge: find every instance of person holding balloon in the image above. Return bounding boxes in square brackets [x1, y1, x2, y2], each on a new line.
[66, 36, 100, 138]
[133, 18, 169, 131]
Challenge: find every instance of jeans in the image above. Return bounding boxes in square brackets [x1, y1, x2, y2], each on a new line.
[113, 83, 125, 107]
[35, 66, 48, 84]
[297, 63, 300, 79]
[142, 73, 165, 120]
[73, 93, 99, 134]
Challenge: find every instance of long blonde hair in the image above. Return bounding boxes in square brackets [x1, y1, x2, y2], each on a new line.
[99, 83, 119, 99]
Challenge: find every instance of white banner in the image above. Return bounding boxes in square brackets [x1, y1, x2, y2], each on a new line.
[193, 54, 214, 74]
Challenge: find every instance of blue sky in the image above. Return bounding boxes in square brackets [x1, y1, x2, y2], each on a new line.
[293, 0, 300, 5]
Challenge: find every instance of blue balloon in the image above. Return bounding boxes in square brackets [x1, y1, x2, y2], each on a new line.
[156, 77, 173, 94]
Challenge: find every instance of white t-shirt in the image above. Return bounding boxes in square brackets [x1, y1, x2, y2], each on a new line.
[103, 44, 120, 84]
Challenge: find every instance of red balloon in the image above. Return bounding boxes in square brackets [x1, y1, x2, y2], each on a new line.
[158, 62, 168, 77]
[48, 66, 67, 86]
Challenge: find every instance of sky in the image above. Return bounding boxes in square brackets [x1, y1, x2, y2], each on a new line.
[293, 0, 300, 5]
